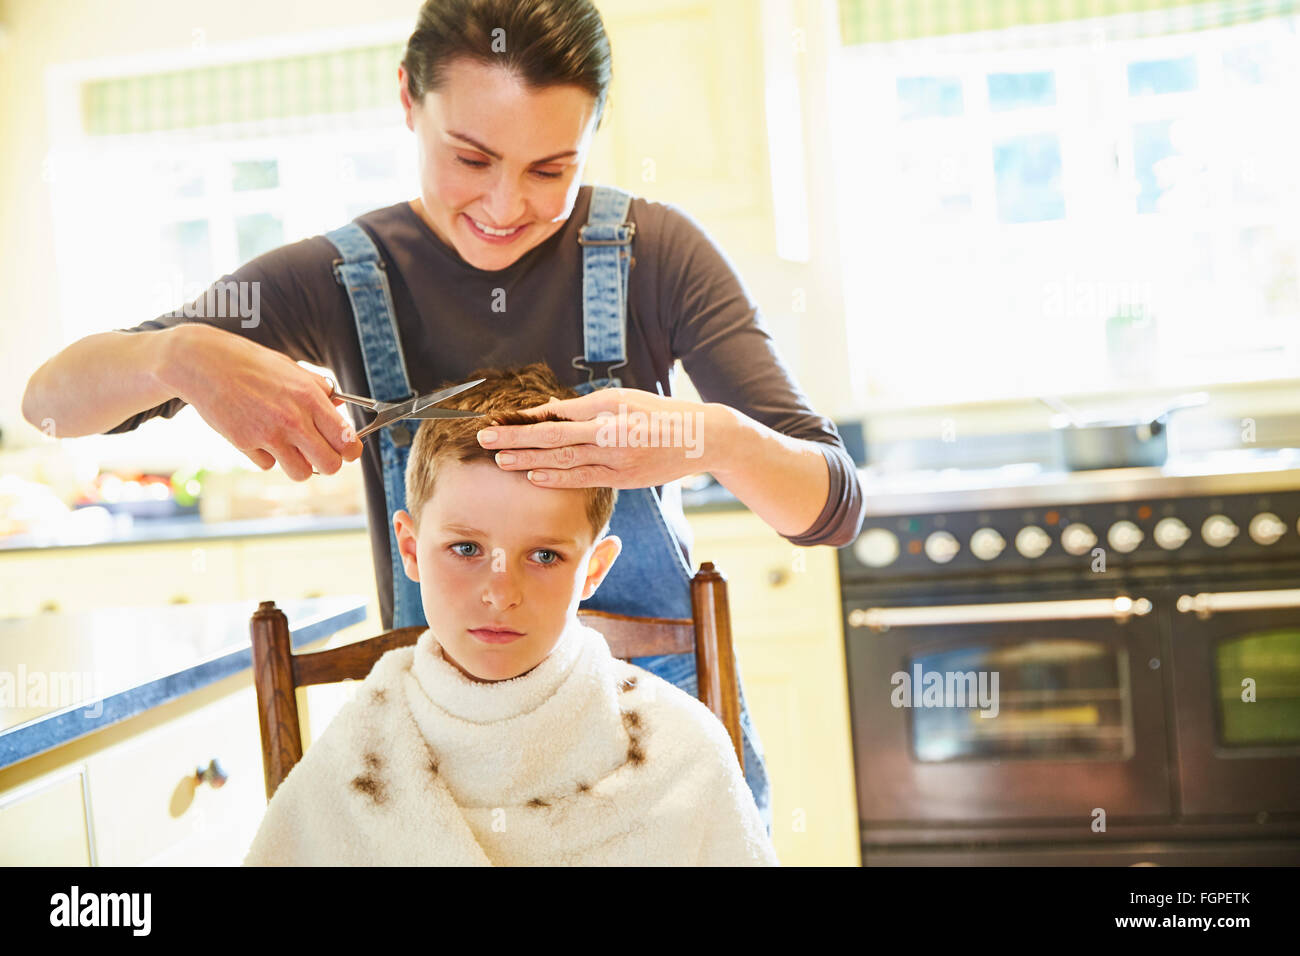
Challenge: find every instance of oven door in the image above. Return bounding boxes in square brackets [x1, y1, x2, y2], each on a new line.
[844, 592, 1172, 825]
[1170, 586, 1300, 817]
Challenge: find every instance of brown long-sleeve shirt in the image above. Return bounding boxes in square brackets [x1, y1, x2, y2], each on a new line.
[109, 185, 865, 628]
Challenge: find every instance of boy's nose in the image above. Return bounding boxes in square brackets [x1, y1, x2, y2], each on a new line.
[480, 566, 523, 609]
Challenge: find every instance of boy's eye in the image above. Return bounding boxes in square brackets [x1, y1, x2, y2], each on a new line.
[448, 543, 563, 565]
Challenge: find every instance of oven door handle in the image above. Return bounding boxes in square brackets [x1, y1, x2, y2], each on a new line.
[1177, 588, 1300, 619]
[848, 596, 1152, 631]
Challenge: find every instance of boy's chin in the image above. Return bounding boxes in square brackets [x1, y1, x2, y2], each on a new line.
[436, 633, 559, 683]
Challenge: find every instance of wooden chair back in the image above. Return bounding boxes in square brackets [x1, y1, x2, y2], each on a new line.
[250, 562, 741, 799]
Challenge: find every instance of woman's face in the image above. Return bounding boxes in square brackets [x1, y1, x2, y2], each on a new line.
[399, 57, 599, 272]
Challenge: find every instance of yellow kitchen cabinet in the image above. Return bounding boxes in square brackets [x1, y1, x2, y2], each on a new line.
[0, 767, 95, 865]
[0, 541, 240, 618]
[687, 507, 861, 867]
[0, 638, 334, 867]
[0, 524, 381, 621]
[85, 671, 266, 866]
[235, 532, 375, 605]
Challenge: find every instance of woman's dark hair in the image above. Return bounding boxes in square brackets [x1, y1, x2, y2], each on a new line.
[402, 0, 612, 129]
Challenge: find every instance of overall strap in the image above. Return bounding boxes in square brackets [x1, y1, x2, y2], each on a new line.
[573, 185, 693, 619]
[324, 222, 417, 447]
[573, 185, 635, 392]
[323, 220, 426, 628]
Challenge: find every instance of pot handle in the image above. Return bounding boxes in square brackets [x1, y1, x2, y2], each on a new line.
[1037, 394, 1086, 427]
[1142, 390, 1209, 422]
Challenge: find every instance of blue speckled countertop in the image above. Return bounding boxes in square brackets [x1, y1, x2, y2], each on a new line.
[0, 596, 367, 770]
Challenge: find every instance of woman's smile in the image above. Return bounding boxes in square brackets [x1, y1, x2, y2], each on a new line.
[462, 213, 528, 244]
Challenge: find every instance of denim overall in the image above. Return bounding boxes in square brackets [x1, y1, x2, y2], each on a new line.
[324, 186, 772, 834]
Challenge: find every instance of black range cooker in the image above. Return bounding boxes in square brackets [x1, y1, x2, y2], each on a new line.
[838, 450, 1300, 865]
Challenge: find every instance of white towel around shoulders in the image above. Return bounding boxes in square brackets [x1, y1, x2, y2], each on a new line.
[242, 616, 778, 866]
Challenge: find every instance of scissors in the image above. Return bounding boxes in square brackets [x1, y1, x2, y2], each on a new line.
[325, 377, 491, 441]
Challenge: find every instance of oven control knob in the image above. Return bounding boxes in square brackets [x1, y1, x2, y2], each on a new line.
[1248, 512, 1286, 546]
[1015, 525, 1051, 559]
[1107, 520, 1144, 553]
[924, 530, 960, 564]
[1153, 516, 1191, 550]
[1201, 514, 1239, 548]
[1060, 522, 1098, 556]
[969, 527, 1006, 561]
[854, 528, 900, 568]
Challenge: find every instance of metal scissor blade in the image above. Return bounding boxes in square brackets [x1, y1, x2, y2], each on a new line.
[353, 378, 490, 439]
[355, 406, 484, 440]
[408, 408, 490, 420]
[410, 377, 488, 412]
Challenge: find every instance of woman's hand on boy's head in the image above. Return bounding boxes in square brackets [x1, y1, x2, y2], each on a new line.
[475, 389, 725, 490]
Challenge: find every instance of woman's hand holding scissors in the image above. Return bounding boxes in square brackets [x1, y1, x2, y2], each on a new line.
[165, 325, 362, 481]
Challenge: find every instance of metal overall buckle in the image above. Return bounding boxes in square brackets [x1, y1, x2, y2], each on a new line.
[577, 221, 636, 247]
[571, 356, 628, 389]
[331, 256, 386, 285]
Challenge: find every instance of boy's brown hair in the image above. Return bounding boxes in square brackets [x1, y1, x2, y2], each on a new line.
[404, 361, 616, 543]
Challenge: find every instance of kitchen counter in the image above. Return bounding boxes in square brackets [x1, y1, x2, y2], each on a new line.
[0, 595, 367, 770]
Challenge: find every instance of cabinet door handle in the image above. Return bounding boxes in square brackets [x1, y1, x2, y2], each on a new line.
[767, 568, 789, 587]
[195, 758, 228, 789]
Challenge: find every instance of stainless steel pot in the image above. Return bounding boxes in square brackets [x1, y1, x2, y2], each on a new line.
[1038, 392, 1209, 471]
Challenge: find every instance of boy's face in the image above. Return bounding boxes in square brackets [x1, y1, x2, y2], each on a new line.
[393, 459, 620, 683]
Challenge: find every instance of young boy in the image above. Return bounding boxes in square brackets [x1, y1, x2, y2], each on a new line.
[243, 362, 777, 866]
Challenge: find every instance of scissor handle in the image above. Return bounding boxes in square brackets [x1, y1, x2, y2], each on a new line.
[353, 420, 387, 441]
[323, 376, 379, 410]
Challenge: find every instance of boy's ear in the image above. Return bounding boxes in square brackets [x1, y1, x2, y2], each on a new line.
[392, 509, 421, 583]
[580, 534, 622, 601]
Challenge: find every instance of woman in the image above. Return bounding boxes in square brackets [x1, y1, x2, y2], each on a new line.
[22, 0, 864, 835]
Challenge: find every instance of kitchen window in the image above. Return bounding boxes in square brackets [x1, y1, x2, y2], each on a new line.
[43, 38, 414, 467]
[830, 5, 1300, 407]
[118, 136, 412, 323]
